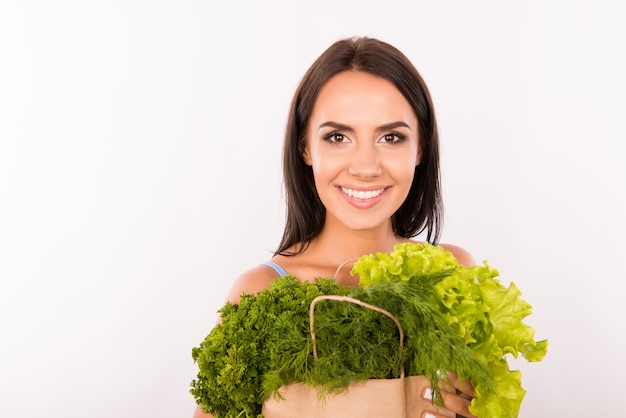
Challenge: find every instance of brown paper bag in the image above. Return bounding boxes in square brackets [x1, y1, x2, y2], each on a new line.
[262, 295, 451, 418]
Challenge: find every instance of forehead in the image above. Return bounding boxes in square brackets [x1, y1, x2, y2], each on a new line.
[310, 70, 416, 126]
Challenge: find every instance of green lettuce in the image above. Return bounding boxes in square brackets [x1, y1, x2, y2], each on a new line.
[352, 243, 548, 417]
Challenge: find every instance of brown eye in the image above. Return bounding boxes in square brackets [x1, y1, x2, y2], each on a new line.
[324, 132, 347, 143]
[380, 133, 405, 143]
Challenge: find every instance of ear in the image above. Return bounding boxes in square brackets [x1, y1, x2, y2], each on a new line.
[415, 145, 422, 167]
[301, 143, 313, 166]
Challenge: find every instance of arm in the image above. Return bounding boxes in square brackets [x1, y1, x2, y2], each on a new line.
[439, 243, 477, 267]
[222, 264, 279, 306]
[192, 406, 214, 418]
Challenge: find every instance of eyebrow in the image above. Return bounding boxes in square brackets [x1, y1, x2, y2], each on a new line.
[318, 121, 412, 133]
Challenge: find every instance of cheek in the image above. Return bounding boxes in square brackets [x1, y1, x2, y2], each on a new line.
[387, 155, 418, 180]
[310, 152, 342, 178]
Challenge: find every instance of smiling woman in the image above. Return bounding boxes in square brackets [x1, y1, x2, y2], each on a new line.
[302, 71, 421, 236]
[192, 36, 481, 418]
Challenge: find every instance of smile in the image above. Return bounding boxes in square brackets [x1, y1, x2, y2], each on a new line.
[341, 187, 386, 199]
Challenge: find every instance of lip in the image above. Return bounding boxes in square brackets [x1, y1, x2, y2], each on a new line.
[337, 185, 390, 209]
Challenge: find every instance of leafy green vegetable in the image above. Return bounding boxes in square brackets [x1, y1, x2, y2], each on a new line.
[191, 277, 347, 417]
[191, 243, 547, 418]
[352, 243, 548, 416]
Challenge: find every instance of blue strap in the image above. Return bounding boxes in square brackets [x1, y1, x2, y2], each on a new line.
[260, 261, 288, 277]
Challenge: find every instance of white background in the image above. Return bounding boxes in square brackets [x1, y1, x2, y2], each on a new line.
[1, 1, 625, 417]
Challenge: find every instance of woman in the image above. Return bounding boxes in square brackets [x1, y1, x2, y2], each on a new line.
[194, 36, 477, 418]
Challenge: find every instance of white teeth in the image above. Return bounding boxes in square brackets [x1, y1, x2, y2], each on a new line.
[341, 187, 384, 199]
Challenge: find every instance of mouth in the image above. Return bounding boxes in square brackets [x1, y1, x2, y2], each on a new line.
[340, 186, 386, 199]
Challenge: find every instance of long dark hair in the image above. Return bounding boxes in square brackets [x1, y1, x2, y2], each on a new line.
[276, 36, 443, 255]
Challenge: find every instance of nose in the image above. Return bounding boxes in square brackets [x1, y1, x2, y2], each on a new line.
[348, 143, 382, 180]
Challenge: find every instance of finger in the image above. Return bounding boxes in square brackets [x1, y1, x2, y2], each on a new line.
[422, 385, 475, 418]
[420, 387, 455, 418]
[433, 388, 476, 418]
[446, 371, 475, 398]
[421, 412, 452, 418]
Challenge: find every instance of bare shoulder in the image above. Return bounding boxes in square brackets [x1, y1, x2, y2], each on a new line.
[439, 242, 477, 267]
[223, 264, 284, 305]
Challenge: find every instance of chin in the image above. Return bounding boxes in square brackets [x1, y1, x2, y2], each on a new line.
[340, 219, 392, 233]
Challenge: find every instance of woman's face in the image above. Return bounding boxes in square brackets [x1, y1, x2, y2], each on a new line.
[303, 70, 421, 233]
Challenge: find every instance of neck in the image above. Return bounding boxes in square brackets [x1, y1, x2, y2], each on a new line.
[312, 221, 404, 266]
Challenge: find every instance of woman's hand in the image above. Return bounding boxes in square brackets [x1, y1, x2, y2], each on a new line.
[407, 373, 476, 418]
[421, 372, 476, 418]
